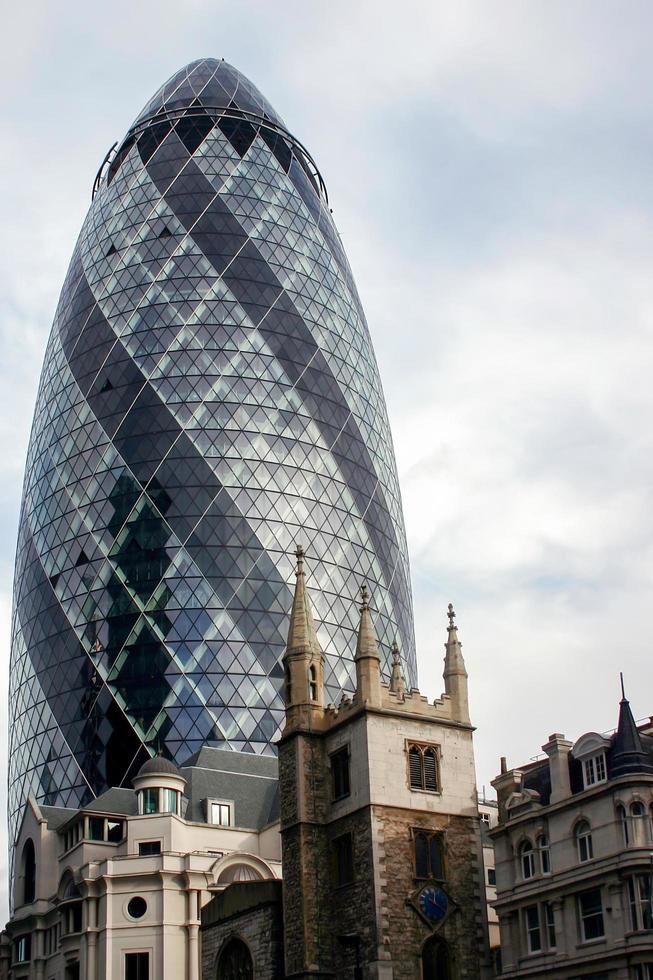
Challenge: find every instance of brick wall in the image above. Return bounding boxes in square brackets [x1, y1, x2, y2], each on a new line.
[200, 885, 284, 980]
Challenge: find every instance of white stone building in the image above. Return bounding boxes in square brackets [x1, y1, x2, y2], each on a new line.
[5, 750, 281, 980]
[491, 692, 653, 980]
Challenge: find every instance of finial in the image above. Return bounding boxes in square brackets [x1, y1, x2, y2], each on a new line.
[360, 584, 369, 609]
[620, 671, 626, 701]
[295, 544, 304, 573]
[389, 640, 405, 695]
[447, 602, 456, 629]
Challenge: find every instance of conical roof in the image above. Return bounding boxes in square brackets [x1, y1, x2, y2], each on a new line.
[611, 692, 653, 776]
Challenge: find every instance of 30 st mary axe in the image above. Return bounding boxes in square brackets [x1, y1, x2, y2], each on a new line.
[9, 59, 416, 842]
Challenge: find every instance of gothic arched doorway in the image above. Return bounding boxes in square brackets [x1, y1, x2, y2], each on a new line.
[216, 937, 253, 980]
[422, 936, 450, 980]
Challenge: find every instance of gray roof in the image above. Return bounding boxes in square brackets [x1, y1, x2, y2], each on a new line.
[84, 788, 139, 816]
[181, 748, 279, 828]
[137, 755, 184, 779]
[39, 806, 78, 830]
[35, 749, 280, 833]
[182, 746, 278, 778]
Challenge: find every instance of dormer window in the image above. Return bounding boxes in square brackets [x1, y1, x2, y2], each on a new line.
[583, 753, 606, 788]
[572, 733, 610, 790]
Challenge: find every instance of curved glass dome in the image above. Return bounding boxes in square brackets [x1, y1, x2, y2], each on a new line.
[9, 58, 416, 834]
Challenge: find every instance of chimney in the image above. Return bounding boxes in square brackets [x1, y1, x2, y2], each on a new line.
[542, 733, 572, 803]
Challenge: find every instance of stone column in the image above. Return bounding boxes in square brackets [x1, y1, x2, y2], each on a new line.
[85, 897, 98, 980]
[33, 924, 44, 980]
[187, 890, 200, 980]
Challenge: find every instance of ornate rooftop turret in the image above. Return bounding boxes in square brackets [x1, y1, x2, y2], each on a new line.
[443, 603, 470, 724]
[611, 674, 653, 777]
[355, 586, 381, 706]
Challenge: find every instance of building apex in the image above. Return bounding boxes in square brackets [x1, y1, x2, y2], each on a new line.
[444, 602, 466, 677]
[447, 602, 456, 630]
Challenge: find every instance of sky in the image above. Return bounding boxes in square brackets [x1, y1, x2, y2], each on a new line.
[2, 0, 653, 916]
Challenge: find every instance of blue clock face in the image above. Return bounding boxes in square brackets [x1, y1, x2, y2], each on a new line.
[418, 885, 449, 923]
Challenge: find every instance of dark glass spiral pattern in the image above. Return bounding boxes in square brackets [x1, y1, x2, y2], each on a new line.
[8, 59, 416, 837]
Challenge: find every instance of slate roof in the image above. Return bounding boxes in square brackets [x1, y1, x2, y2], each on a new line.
[181, 748, 279, 828]
[36, 748, 280, 832]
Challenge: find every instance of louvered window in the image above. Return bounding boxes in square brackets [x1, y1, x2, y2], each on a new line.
[409, 747, 422, 787]
[408, 743, 441, 792]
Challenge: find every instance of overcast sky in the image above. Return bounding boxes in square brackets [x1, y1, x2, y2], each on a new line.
[2, 0, 653, 917]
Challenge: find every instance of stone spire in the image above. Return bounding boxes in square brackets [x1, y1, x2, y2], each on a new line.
[611, 674, 653, 776]
[389, 641, 406, 696]
[282, 546, 325, 723]
[443, 602, 470, 724]
[286, 545, 320, 658]
[355, 585, 381, 706]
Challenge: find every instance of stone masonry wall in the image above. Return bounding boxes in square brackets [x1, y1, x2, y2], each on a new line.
[200, 901, 284, 980]
[374, 805, 486, 980]
[279, 732, 335, 978]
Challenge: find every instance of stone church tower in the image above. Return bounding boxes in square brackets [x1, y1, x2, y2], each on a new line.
[277, 548, 489, 979]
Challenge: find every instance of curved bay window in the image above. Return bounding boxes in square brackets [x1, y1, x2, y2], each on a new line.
[575, 820, 593, 863]
[618, 803, 630, 845]
[520, 840, 535, 880]
[408, 743, 440, 792]
[630, 801, 652, 846]
[537, 833, 551, 874]
[138, 787, 180, 815]
[414, 830, 444, 880]
[628, 874, 653, 931]
[217, 936, 253, 980]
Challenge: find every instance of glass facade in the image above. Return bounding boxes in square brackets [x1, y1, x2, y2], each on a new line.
[8, 59, 416, 845]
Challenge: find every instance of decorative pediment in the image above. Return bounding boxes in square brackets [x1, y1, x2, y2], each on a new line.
[571, 732, 611, 759]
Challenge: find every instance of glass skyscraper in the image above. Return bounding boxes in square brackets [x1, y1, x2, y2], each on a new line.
[9, 59, 416, 840]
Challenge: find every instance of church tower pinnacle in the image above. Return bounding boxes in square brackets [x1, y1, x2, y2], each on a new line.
[282, 546, 325, 729]
[354, 585, 382, 706]
[443, 603, 470, 724]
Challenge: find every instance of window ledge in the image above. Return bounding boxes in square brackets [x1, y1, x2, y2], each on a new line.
[576, 937, 606, 948]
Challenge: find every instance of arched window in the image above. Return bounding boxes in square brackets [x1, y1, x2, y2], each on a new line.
[618, 804, 630, 845]
[520, 841, 535, 879]
[630, 801, 651, 846]
[216, 937, 253, 980]
[217, 864, 264, 885]
[537, 833, 551, 874]
[576, 820, 593, 862]
[422, 936, 450, 980]
[22, 839, 36, 905]
[309, 664, 317, 701]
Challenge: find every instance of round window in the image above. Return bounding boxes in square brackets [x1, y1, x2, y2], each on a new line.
[127, 896, 147, 919]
